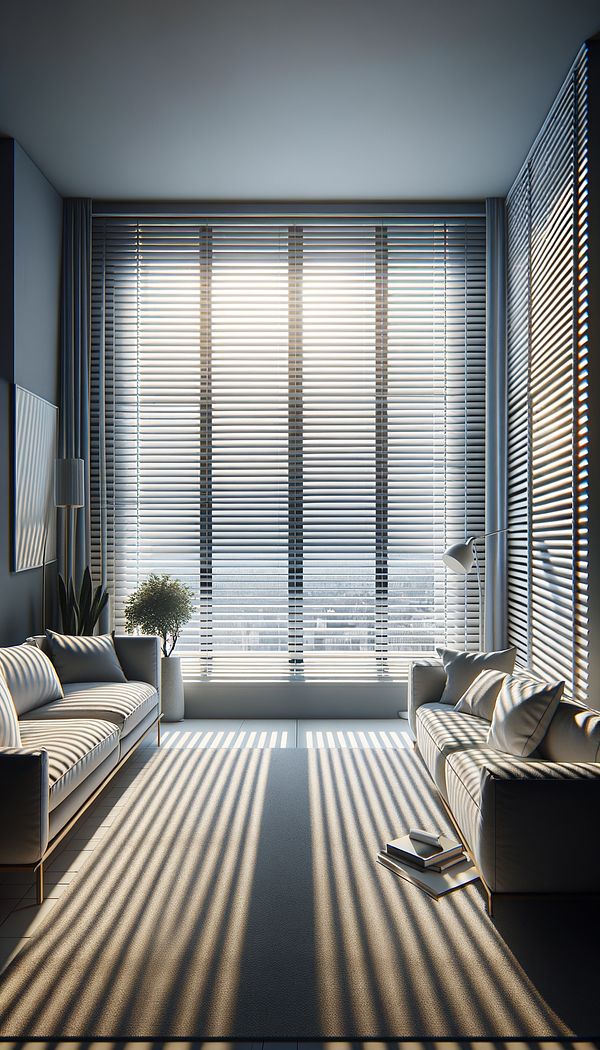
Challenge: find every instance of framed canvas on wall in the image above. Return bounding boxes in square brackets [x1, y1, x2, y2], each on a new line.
[12, 384, 58, 572]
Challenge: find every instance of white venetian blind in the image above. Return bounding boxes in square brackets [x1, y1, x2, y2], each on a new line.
[91, 215, 486, 682]
[90, 223, 204, 638]
[506, 45, 589, 700]
[300, 226, 376, 678]
[386, 222, 485, 657]
[209, 227, 289, 679]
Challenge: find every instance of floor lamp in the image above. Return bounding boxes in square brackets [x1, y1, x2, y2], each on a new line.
[442, 529, 507, 650]
[40, 492, 54, 633]
[54, 457, 85, 583]
[41, 458, 84, 631]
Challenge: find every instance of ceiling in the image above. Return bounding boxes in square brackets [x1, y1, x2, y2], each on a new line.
[0, 0, 598, 200]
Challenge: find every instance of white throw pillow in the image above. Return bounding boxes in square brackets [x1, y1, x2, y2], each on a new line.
[455, 668, 507, 722]
[487, 672, 564, 757]
[0, 643, 63, 717]
[437, 645, 517, 705]
[0, 672, 21, 747]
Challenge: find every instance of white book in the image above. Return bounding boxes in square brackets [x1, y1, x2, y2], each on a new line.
[386, 832, 463, 868]
[377, 850, 479, 899]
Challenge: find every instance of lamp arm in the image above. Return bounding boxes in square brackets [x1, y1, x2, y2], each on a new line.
[474, 527, 508, 541]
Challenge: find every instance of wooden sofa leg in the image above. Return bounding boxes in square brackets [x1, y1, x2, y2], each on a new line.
[486, 886, 494, 918]
[36, 862, 44, 905]
[157, 719, 161, 746]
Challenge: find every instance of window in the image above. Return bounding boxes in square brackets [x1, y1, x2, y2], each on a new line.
[91, 216, 485, 680]
[506, 45, 589, 700]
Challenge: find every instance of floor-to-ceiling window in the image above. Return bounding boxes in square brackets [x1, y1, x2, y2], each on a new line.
[91, 214, 485, 681]
[506, 44, 589, 702]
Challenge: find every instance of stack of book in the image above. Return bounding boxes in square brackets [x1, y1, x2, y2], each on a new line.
[378, 827, 464, 876]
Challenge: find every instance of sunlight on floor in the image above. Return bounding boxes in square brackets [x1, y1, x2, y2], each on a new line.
[158, 719, 413, 751]
[0, 718, 413, 982]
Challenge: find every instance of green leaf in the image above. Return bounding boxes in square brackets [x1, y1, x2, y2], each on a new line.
[78, 567, 92, 624]
[57, 567, 109, 636]
[86, 585, 108, 634]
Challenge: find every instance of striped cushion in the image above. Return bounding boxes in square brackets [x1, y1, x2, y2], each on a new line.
[455, 668, 507, 721]
[25, 680, 158, 738]
[444, 747, 496, 852]
[416, 702, 489, 799]
[445, 746, 540, 856]
[437, 645, 517, 705]
[487, 672, 564, 757]
[540, 699, 600, 762]
[18, 718, 120, 810]
[0, 673, 20, 747]
[0, 643, 63, 716]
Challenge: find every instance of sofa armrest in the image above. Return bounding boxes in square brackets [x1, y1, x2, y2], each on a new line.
[0, 748, 49, 864]
[114, 635, 161, 694]
[478, 758, 600, 893]
[408, 659, 447, 735]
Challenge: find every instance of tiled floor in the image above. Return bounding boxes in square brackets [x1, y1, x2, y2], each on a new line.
[0, 718, 412, 975]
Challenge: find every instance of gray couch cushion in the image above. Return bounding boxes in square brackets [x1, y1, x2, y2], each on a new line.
[0, 643, 63, 716]
[45, 630, 127, 684]
[415, 702, 489, 799]
[27, 680, 158, 738]
[408, 660, 448, 736]
[0, 674, 21, 746]
[31, 633, 161, 691]
[487, 672, 563, 757]
[454, 668, 506, 722]
[437, 645, 516, 705]
[49, 747, 120, 840]
[539, 699, 600, 763]
[119, 704, 160, 757]
[444, 746, 501, 853]
[18, 718, 119, 811]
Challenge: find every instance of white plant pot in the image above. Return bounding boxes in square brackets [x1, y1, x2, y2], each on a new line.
[161, 655, 184, 722]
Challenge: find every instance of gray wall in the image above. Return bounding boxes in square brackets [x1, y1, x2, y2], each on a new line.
[0, 138, 62, 644]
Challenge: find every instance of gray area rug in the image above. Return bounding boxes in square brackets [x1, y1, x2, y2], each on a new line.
[0, 745, 581, 1038]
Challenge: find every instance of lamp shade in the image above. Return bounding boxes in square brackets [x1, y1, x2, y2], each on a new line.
[55, 458, 85, 508]
[442, 537, 475, 574]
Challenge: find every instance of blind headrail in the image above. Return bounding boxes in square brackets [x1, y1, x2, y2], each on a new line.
[92, 200, 486, 221]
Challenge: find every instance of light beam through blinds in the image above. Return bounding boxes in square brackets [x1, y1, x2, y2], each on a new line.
[91, 216, 486, 682]
[506, 45, 589, 701]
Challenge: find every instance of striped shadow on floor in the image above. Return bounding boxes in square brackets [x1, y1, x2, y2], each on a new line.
[154, 719, 413, 751]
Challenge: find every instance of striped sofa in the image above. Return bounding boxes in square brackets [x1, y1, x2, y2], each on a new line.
[0, 634, 160, 901]
[409, 659, 600, 913]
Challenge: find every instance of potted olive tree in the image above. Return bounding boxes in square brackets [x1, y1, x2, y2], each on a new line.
[124, 574, 194, 722]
